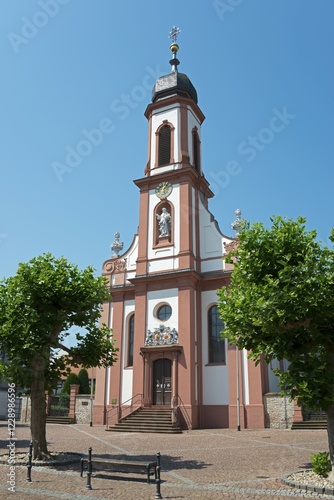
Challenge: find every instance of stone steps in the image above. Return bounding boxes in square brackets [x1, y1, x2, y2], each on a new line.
[291, 420, 327, 430]
[106, 407, 182, 434]
[46, 416, 75, 424]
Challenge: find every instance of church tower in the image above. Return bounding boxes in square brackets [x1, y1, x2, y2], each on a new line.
[94, 28, 267, 429]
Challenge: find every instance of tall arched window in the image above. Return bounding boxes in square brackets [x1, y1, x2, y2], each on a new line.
[158, 125, 171, 166]
[192, 128, 201, 172]
[127, 314, 134, 367]
[208, 305, 225, 364]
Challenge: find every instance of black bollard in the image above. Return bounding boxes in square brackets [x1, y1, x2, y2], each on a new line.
[86, 447, 92, 490]
[155, 451, 162, 499]
[26, 440, 33, 482]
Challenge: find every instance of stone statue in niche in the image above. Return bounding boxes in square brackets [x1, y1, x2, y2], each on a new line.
[156, 208, 171, 237]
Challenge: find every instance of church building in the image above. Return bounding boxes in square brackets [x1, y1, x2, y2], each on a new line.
[93, 29, 281, 430]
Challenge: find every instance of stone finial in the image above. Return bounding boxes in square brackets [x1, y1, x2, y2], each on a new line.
[110, 232, 123, 257]
[231, 209, 242, 235]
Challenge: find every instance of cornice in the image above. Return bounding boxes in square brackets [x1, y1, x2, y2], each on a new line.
[129, 267, 201, 286]
[144, 94, 205, 124]
[134, 165, 214, 199]
[140, 345, 183, 355]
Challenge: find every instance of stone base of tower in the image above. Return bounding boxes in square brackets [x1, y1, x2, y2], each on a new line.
[93, 402, 265, 429]
[200, 405, 229, 428]
[93, 404, 106, 426]
[244, 404, 265, 428]
[229, 404, 265, 429]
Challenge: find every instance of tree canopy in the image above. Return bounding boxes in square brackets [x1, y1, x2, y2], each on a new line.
[78, 368, 91, 394]
[62, 372, 80, 395]
[0, 253, 118, 459]
[217, 216, 334, 461]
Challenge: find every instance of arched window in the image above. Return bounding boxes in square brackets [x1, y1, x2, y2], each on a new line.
[158, 125, 171, 166]
[192, 128, 201, 172]
[127, 314, 134, 367]
[208, 305, 225, 364]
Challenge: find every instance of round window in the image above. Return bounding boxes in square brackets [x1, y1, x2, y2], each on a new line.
[157, 304, 172, 321]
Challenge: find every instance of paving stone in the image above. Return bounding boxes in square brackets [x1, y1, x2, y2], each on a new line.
[0, 423, 333, 499]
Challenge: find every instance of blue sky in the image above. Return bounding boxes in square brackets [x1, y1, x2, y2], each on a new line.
[1, 0, 334, 281]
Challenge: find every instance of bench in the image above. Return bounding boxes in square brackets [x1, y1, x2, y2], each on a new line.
[80, 448, 160, 491]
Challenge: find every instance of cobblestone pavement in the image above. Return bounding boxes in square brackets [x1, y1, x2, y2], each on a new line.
[0, 423, 333, 499]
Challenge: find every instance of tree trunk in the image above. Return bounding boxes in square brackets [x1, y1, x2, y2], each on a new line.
[326, 403, 334, 466]
[30, 358, 48, 460]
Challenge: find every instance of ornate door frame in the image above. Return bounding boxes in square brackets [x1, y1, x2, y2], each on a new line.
[153, 358, 172, 405]
[140, 345, 182, 407]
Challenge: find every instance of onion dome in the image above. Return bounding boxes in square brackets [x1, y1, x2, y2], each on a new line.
[151, 27, 198, 104]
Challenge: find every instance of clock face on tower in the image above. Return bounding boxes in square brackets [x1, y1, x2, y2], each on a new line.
[155, 181, 173, 199]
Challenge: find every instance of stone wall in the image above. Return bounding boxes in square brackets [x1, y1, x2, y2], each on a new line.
[75, 395, 93, 424]
[18, 393, 94, 424]
[263, 392, 294, 429]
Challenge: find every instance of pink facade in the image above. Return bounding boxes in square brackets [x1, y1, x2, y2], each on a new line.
[94, 40, 271, 429]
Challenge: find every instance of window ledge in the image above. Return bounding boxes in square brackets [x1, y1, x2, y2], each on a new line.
[205, 362, 226, 367]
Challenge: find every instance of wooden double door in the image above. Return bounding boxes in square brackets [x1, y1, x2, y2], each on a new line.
[153, 359, 172, 405]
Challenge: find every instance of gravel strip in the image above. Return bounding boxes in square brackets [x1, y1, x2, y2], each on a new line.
[283, 470, 334, 496]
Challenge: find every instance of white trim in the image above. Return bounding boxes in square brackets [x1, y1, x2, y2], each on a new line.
[242, 349, 249, 405]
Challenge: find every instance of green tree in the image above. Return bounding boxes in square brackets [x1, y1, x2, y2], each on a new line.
[217, 216, 334, 463]
[0, 253, 118, 459]
[77, 368, 91, 394]
[62, 372, 80, 394]
[59, 392, 70, 409]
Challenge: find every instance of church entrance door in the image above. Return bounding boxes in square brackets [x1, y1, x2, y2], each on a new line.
[153, 359, 172, 405]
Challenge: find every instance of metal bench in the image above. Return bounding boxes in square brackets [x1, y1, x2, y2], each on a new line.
[80, 447, 161, 497]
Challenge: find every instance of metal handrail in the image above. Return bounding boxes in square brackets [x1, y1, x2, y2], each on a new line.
[106, 393, 143, 429]
[172, 395, 192, 430]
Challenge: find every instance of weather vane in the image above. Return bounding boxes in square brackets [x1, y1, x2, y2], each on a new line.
[169, 26, 181, 44]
